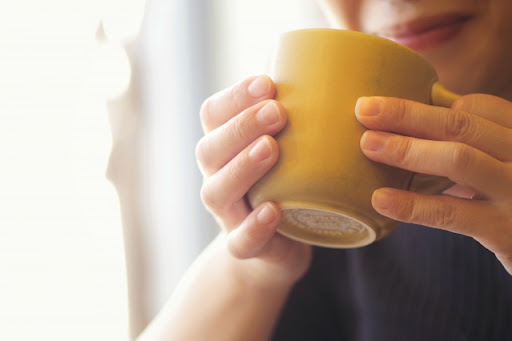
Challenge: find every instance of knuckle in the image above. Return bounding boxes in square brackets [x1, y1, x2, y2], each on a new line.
[227, 235, 249, 259]
[390, 136, 414, 166]
[199, 98, 213, 130]
[231, 115, 251, 142]
[394, 196, 415, 222]
[428, 202, 457, 227]
[229, 82, 246, 112]
[399, 198, 457, 228]
[451, 96, 470, 111]
[227, 243, 243, 259]
[195, 137, 206, 164]
[445, 111, 475, 141]
[449, 144, 475, 174]
[226, 156, 245, 187]
[200, 179, 224, 213]
[195, 137, 211, 174]
[392, 99, 411, 123]
[451, 94, 483, 112]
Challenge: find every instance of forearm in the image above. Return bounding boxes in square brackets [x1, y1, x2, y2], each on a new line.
[136, 234, 295, 341]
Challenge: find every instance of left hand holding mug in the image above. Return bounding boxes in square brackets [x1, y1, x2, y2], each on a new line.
[355, 94, 512, 275]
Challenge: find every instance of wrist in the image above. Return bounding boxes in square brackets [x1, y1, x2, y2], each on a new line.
[229, 257, 298, 293]
[220, 237, 308, 293]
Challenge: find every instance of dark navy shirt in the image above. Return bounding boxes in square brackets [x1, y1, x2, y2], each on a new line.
[272, 223, 512, 340]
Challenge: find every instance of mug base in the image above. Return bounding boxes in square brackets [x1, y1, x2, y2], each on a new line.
[279, 207, 378, 248]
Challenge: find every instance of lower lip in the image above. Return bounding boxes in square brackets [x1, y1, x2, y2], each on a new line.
[384, 19, 468, 52]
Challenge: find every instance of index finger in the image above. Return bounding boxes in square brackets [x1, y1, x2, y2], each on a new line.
[452, 94, 512, 129]
[355, 97, 511, 162]
[200, 75, 275, 133]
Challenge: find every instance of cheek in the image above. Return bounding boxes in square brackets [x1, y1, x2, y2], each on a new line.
[433, 21, 512, 96]
[445, 0, 512, 95]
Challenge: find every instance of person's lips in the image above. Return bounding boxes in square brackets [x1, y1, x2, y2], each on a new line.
[377, 14, 471, 52]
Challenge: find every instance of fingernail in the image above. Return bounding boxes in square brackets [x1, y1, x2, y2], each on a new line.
[256, 102, 281, 125]
[371, 188, 393, 211]
[249, 137, 272, 162]
[361, 131, 389, 152]
[356, 97, 383, 117]
[257, 204, 277, 225]
[248, 76, 271, 98]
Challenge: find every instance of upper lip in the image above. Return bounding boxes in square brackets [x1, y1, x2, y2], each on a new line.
[375, 13, 472, 39]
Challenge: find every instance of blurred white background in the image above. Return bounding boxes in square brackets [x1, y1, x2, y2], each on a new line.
[0, 0, 325, 340]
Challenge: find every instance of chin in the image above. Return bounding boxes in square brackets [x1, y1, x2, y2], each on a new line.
[420, 42, 489, 95]
[436, 67, 479, 95]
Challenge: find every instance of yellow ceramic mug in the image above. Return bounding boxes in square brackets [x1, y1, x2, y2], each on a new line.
[247, 29, 459, 248]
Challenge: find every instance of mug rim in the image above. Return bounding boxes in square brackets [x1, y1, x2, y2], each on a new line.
[279, 28, 433, 70]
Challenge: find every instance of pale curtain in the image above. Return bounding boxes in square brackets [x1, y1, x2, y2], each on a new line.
[108, 0, 326, 338]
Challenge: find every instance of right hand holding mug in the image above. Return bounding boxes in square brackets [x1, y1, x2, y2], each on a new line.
[355, 94, 512, 275]
[196, 75, 312, 288]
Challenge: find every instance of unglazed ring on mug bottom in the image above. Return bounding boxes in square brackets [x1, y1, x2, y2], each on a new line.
[279, 207, 379, 248]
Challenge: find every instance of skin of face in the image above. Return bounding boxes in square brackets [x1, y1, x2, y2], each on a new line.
[315, 0, 512, 99]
